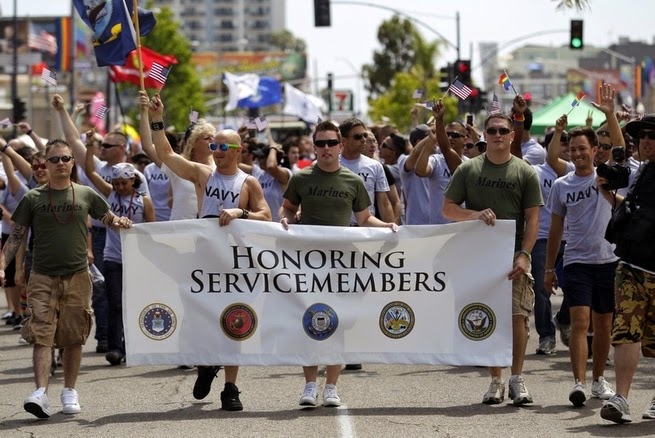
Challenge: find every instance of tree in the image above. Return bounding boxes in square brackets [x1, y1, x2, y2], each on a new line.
[553, 0, 590, 9]
[368, 72, 458, 133]
[363, 15, 441, 99]
[270, 30, 306, 53]
[139, 6, 205, 130]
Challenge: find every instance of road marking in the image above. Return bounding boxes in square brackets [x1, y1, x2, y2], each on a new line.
[336, 404, 355, 438]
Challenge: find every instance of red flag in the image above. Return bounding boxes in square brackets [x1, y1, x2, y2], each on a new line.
[109, 46, 178, 88]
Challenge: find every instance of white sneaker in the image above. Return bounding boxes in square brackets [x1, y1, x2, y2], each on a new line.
[323, 384, 341, 407]
[24, 388, 51, 419]
[61, 388, 81, 414]
[591, 376, 615, 400]
[569, 380, 587, 407]
[642, 395, 655, 419]
[299, 383, 318, 407]
[18, 336, 28, 345]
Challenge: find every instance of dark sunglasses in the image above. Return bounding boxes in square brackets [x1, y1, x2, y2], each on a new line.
[315, 139, 340, 147]
[485, 127, 511, 136]
[464, 143, 475, 149]
[639, 130, 655, 140]
[101, 143, 122, 149]
[598, 143, 612, 151]
[31, 163, 47, 170]
[350, 132, 368, 140]
[47, 155, 73, 164]
[209, 143, 239, 151]
[446, 132, 464, 139]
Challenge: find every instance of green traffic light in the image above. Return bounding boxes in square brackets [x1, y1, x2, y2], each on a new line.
[571, 38, 582, 48]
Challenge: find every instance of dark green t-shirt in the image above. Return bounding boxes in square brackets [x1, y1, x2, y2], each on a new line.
[11, 183, 110, 276]
[283, 165, 371, 226]
[444, 154, 543, 250]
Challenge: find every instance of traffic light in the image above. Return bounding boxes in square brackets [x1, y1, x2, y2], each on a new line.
[468, 87, 480, 113]
[569, 20, 583, 50]
[314, 0, 331, 27]
[439, 64, 453, 92]
[453, 60, 471, 85]
[12, 98, 26, 122]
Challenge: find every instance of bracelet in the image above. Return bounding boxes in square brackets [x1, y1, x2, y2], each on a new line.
[518, 249, 531, 262]
[513, 114, 525, 123]
[0, 144, 9, 153]
[545, 268, 556, 273]
[150, 121, 165, 131]
[241, 208, 250, 219]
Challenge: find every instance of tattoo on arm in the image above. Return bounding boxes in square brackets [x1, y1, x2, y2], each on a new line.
[2, 224, 28, 267]
[100, 211, 117, 228]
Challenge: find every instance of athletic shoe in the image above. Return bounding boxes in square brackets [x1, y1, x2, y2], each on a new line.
[220, 382, 243, 411]
[1, 310, 13, 320]
[18, 336, 28, 345]
[553, 316, 570, 347]
[642, 395, 655, 420]
[323, 384, 341, 407]
[344, 364, 362, 370]
[601, 394, 632, 423]
[536, 339, 556, 355]
[482, 378, 505, 405]
[61, 388, 81, 414]
[299, 383, 318, 407]
[95, 341, 108, 354]
[193, 366, 221, 400]
[23, 388, 51, 419]
[591, 376, 615, 400]
[508, 375, 533, 406]
[569, 381, 587, 407]
[105, 351, 125, 366]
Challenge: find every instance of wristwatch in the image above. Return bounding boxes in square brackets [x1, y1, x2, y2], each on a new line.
[241, 208, 250, 219]
[150, 121, 165, 131]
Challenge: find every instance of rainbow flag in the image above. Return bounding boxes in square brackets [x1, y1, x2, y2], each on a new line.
[498, 72, 512, 91]
[571, 91, 585, 107]
[54, 17, 71, 72]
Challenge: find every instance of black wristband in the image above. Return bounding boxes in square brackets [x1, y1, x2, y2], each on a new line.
[150, 121, 165, 131]
[1, 144, 9, 153]
[26, 129, 33, 135]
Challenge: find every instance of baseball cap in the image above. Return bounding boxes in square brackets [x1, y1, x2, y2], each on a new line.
[409, 124, 430, 146]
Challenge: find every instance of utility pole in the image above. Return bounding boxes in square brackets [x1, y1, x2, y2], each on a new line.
[11, 0, 18, 137]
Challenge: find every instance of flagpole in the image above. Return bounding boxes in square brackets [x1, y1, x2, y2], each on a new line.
[504, 69, 519, 96]
[567, 96, 585, 115]
[132, 0, 145, 90]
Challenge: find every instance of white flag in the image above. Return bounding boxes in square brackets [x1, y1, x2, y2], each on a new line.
[223, 72, 260, 112]
[283, 83, 324, 123]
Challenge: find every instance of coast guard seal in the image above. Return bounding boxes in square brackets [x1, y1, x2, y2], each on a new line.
[303, 303, 338, 341]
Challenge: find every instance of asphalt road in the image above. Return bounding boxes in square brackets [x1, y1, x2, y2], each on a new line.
[1, 294, 655, 438]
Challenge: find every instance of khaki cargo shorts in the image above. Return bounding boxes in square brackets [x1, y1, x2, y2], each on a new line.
[512, 255, 535, 324]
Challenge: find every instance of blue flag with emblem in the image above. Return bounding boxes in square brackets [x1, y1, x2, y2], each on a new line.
[238, 76, 283, 108]
[73, 0, 156, 67]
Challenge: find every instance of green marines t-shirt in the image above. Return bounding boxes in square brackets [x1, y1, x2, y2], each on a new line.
[283, 165, 371, 226]
[445, 154, 543, 250]
[11, 183, 110, 276]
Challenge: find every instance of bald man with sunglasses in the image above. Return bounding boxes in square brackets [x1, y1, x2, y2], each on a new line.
[148, 93, 271, 412]
[443, 112, 542, 407]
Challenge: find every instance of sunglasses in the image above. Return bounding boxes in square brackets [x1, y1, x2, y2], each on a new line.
[639, 130, 655, 140]
[47, 155, 73, 164]
[350, 132, 368, 140]
[446, 132, 464, 139]
[315, 139, 340, 147]
[596, 130, 610, 137]
[31, 163, 47, 171]
[101, 143, 122, 149]
[209, 143, 240, 151]
[485, 127, 512, 136]
[598, 143, 612, 151]
[464, 143, 475, 149]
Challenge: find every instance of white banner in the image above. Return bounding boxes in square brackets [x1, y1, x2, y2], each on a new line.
[122, 220, 516, 367]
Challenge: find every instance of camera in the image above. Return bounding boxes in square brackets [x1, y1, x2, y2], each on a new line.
[596, 163, 630, 190]
[611, 147, 626, 163]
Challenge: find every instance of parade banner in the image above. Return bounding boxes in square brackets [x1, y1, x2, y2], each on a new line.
[122, 220, 516, 367]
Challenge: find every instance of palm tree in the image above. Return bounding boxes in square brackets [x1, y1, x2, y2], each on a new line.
[554, 0, 590, 9]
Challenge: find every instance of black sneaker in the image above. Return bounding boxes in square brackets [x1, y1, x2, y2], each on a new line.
[220, 382, 243, 411]
[106, 350, 125, 366]
[344, 364, 362, 370]
[96, 341, 109, 353]
[193, 366, 221, 400]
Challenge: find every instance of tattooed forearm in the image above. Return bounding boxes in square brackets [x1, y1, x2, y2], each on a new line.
[100, 211, 118, 228]
[1, 224, 28, 268]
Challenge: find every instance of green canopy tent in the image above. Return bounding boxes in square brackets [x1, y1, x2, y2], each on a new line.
[530, 93, 606, 136]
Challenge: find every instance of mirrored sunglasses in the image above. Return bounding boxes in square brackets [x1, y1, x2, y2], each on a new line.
[209, 143, 240, 151]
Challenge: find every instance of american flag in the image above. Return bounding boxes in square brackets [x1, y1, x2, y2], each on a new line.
[41, 68, 57, 86]
[449, 79, 472, 100]
[189, 110, 199, 123]
[149, 62, 170, 86]
[412, 88, 424, 99]
[94, 104, 109, 120]
[28, 29, 58, 54]
[0, 118, 11, 129]
[490, 93, 501, 113]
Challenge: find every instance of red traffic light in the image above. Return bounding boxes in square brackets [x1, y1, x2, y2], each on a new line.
[456, 62, 469, 74]
[470, 88, 479, 97]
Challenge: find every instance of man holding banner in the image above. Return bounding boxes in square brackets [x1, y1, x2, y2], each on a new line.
[147, 93, 271, 412]
[443, 112, 542, 406]
[279, 121, 398, 408]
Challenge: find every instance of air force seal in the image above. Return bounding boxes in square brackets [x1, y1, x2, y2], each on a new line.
[458, 302, 496, 341]
[303, 303, 338, 341]
[139, 303, 177, 340]
[379, 301, 415, 339]
[220, 303, 257, 341]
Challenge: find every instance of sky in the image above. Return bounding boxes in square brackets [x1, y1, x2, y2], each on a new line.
[2, 0, 655, 116]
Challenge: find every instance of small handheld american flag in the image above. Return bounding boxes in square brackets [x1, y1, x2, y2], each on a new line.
[41, 68, 57, 86]
[449, 79, 472, 100]
[149, 62, 170, 87]
[95, 104, 109, 120]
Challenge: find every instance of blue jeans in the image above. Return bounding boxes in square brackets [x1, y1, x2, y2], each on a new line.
[91, 226, 108, 343]
[532, 239, 565, 342]
[104, 261, 125, 354]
